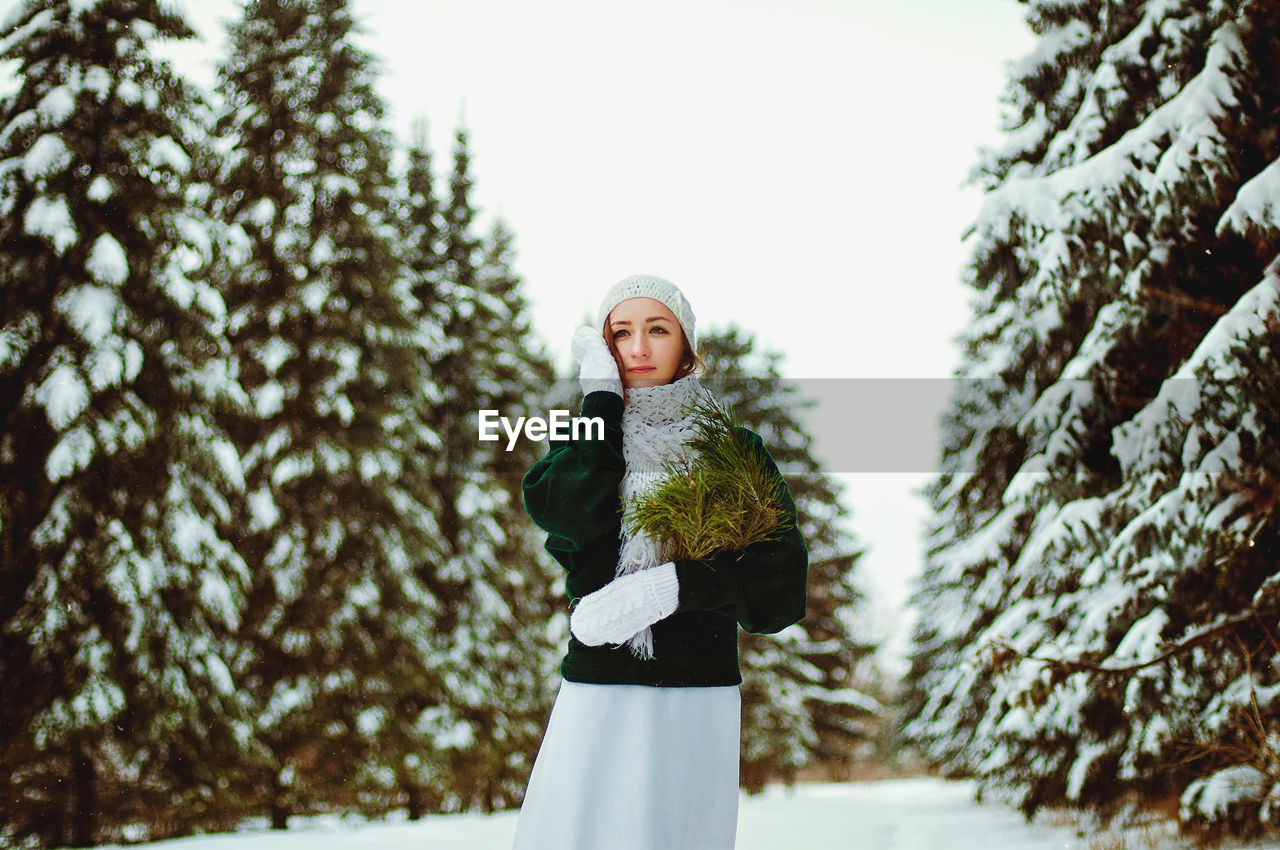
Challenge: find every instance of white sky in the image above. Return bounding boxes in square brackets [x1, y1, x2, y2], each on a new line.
[9, 0, 1037, 671]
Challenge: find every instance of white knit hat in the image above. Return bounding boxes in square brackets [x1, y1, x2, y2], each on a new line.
[596, 274, 697, 350]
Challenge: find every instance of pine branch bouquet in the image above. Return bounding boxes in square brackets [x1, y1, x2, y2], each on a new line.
[626, 394, 792, 561]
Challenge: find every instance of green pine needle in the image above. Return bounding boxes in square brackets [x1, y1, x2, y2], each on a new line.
[626, 393, 792, 562]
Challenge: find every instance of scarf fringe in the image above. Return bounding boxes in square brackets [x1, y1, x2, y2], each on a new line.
[618, 376, 709, 661]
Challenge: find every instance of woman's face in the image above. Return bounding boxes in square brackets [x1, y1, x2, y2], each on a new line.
[607, 297, 685, 388]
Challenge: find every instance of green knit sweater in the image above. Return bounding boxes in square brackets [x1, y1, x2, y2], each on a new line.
[521, 390, 809, 687]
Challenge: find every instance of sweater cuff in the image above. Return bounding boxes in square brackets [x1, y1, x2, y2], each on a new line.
[673, 558, 732, 614]
[581, 390, 623, 423]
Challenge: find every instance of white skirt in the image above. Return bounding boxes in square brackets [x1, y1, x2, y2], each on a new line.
[512, 680, 741, 850]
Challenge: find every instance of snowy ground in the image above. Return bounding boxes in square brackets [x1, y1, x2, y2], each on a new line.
[88, 777, 1278, 850]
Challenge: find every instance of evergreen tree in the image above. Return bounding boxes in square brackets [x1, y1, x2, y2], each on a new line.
[353, 121, 451, 819]
[445, 218, 560, 812]
[905, 0, 1280, 839]
[413, 127, 559, 812]
[206, 0, 434, 825]
[699, 326, 882, 792]
[0, 1, 247, 845]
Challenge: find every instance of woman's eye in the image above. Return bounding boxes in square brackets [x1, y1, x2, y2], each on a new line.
[650, 326, 668, 334]
[612, 329, 629, 340]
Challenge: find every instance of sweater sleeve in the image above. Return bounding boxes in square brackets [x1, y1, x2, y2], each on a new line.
[673, 430, 809, 634]
[521, 391, 626, 553]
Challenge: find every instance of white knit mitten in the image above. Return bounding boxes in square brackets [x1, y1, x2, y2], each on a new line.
[571, 326, 623, 397]
[570, 563, 680, 647]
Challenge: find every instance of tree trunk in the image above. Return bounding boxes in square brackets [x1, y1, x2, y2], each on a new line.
[271, 773, 289, 830]
[70, 738, 96, 847]
[405, 784, 424, 821]
[271, 797, 289, 830]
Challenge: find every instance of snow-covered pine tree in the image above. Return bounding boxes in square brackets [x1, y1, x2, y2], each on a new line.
[698, 326, 882, 792]
[413, 127, 559, 813]
[346, 122, 451, 820]
[404, 125, 492, 813]
[206, 0, 436, 825]
[446, 218, 560, 812]
[0, 1, 249, 845]
[905, 0, 1280, 839]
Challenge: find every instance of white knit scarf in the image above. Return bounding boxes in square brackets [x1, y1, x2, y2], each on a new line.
[617, 374, 710, 659]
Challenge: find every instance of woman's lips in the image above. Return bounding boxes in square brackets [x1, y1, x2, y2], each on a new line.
[628, 366, 655, 373]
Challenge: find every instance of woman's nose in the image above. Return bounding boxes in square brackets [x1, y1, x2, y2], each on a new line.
[631, 335, 649, 356]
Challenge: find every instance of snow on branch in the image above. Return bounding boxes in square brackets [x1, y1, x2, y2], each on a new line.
[975, 19, 1245, 241]
[1219, 154, 1280, 244]
[984, 600, 1280, 681]
[1042, 0, 1187, 168]
[1112, 270, 1280, 479]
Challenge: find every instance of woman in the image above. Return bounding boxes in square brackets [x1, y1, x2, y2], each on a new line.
[513, 274, 809, 850]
